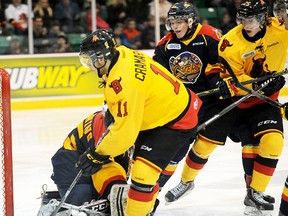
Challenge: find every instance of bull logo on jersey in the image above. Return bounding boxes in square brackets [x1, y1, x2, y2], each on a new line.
[169, 51, 202, 84]
[250, 55, 270, 78]
[219, 39, 233, 52]
[109, 77, 122, 94]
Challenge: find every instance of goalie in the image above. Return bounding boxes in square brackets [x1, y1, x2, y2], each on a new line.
[40, 105, 132, 215]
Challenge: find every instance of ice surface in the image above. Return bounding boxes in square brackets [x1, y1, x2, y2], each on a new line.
[12, 98, 288, 216]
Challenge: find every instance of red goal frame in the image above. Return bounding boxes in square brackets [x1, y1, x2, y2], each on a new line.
[0, 68, 13, 216]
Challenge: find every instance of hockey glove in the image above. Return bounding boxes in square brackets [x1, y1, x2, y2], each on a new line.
[281, 102, 288, 121]
[216, 77, 238, 99]
[76, 146, 113, 176]
[254, 76, 285, 96]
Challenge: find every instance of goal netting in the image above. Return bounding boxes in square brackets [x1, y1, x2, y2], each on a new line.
[0, 68, 13, 216]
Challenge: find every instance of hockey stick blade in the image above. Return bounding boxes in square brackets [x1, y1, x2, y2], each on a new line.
[196, 68, 288, 97]
[219, 56, 283, 108]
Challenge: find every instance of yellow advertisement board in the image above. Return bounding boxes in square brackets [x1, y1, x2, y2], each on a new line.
[0, 53, 104, 109]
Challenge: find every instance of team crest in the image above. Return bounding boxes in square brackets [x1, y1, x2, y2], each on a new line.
[219, 38, 233, 52]
[169, 51, 202, 84]
[109, 77, 123, 94]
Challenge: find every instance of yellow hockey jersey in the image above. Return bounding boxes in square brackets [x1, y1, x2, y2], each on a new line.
[96, 46, 201, 157]
[218, 18, 288, 105]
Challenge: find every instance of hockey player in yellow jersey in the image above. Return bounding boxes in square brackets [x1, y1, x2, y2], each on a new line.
[167, 0, 288, 215]
[76, 29, 202, 216]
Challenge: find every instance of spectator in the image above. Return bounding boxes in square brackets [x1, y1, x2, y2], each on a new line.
[4, 36, 28, 54]
[106, 0, 127, 28]
[48, 20, 65, 38]
[5, 0, 30, 35]
[54, 0, 83, 33]
[85, 3, 110, 32]
[218, 11, 236, 35]
[33, 0, 54, 28]
[0, 4, 7, 35]
[121, 17, 141, 49]
[112, 22, 124, 45]
[226, 0, 242, 24]
[140, 17, 155, 49]
[125, 0, 153, 24]
[48, 34, 73, 53]
[33, 16, 50, 53]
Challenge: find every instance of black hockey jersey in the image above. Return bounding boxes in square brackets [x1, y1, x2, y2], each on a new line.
[153, 23, 222, 95]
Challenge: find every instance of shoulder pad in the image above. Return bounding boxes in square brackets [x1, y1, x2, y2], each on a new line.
[198, 25, 222, 41]
[156, 32, 174, 46]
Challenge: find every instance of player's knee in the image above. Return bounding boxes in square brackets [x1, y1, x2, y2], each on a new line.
[259, 132, 284, 159]
[242, 144, 259, 156]
[192, 137, 217, 159]
[131, 158, 161, 185]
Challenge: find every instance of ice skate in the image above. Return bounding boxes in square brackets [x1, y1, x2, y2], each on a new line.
[244, 188, 273, 216]
[165, 180, 194, 204]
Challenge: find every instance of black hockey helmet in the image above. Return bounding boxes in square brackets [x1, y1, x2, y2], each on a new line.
[236, 0, 268, 27]
[165, 2, 197, 31]
[79, 29, 117, 76]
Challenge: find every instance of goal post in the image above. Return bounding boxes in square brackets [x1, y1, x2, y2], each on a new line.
[0, 68, 13, 216]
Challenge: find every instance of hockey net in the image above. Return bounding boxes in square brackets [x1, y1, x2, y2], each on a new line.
[0, 68, 13, 216]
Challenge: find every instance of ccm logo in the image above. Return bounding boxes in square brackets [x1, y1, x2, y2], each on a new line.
[257, 120, 277, 126]
[140, 145, 152, 151]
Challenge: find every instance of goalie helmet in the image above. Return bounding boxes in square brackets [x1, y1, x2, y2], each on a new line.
[165, 2, 197, 31]
[236, 0, 268, 27]
[79, 29, 117, 76]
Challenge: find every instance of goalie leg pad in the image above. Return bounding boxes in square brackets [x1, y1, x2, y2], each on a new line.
[109, 184, 130, 216]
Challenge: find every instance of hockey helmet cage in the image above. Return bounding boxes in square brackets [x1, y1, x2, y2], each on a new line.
[165, 2, 197, 31]
[236, 0, 268, 27]
[273, 0, 288, 22]
[79, 29, 117, 71]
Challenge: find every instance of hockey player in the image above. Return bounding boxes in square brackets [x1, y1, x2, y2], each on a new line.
[153, 0, 223, 192]
[153, 2, 270, 207]
[76, 29, 202, 216]
[166, 0, 288, 214]
[50, 105, 130, 210]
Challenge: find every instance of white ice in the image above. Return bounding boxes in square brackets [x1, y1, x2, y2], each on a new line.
[12, 97, 288, 216]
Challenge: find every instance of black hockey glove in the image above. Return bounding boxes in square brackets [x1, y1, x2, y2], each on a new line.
[281, 102, 288, 121]
[76, 146, 113, 176]
[216, 77, 238, 99]
[254, 76, 285, 96]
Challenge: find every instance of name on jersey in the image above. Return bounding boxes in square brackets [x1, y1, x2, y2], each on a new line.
[242, 50, 256, 58]
[133, 50, 147, 81]
[5, 66, 90, 90]
[167, 43, 181, 50]
[192, 42, 204, 46]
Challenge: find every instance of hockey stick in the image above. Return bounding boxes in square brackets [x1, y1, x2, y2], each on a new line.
[196, 79, 271, 132]
[218, 56, 284, 108]
[38, 198, 109, 216]
[51, 170, 83, 216]
[196, 68, 288, 97]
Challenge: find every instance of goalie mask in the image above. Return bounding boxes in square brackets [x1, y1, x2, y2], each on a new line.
[236, 0, 268, 29]
[165, 2, 197, 32]
[79, 29, 117, 77]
